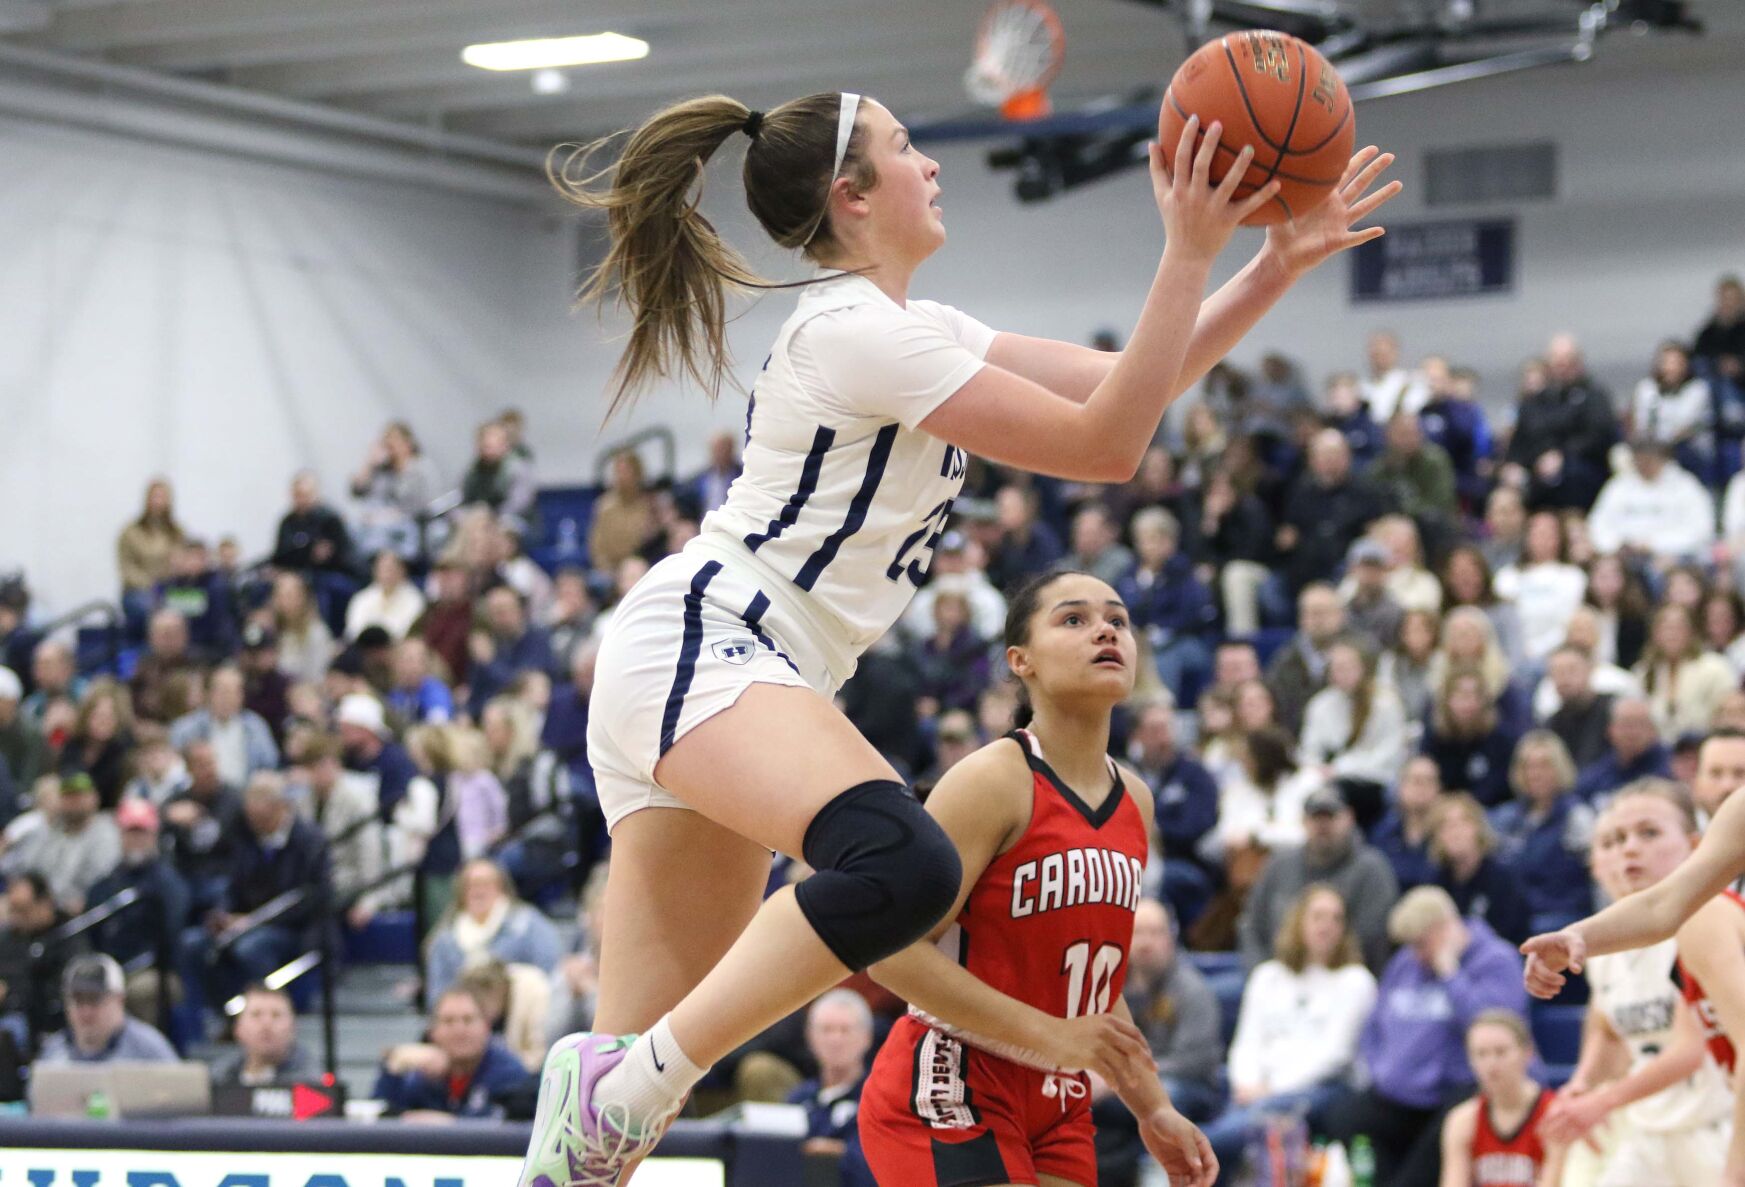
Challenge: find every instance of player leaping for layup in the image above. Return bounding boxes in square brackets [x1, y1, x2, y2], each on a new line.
[517, 90, 1399, 1186]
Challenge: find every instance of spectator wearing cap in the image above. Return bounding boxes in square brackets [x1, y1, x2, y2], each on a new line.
[22, 641, 86, 732]
[86, 796, 190, 1022]
[1588, 439, 1715, 564]
[901, 530, 1008, 644]
[0, 665, 46, 794]
[238, 624, 292, 745]
[467, 587, 556, 710]
[211, 984, 318, 1087]
[1326, 887, 1526, 1185]
[1117, 507, 1216, 703]
[36, 954, 177, 1064]
[1340, 539, 1404, 650]
[0, 771, 119, 913]
[273, 470, 356, 577]
[346, 551, 427, 643]
[1427, 793, 1532, 945]
[1238, 782, 1398, 974]
[375, 986, 534, 1121]
[178, 771, 331, 1025]
[154, 538, 238, 656]
[170, 666, 280, 788]
[162, 739, 246, 912]
[387, 639, 455, 727]
[130, 609, 205, 724]
[0, 871, 77, 1043]
[337, 694, 439, 894]
[1572, 695, 1672, 805]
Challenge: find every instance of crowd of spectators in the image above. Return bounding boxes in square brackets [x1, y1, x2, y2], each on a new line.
[0, 274, 1739, 1182]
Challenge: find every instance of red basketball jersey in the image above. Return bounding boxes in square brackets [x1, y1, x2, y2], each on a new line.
[912, 729, 1150, 1057]
[1674, 887, 1745, 1074]
[1470, 1088, 1552, 1187]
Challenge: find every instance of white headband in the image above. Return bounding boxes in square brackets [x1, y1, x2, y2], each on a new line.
[828, 91, 861, 183]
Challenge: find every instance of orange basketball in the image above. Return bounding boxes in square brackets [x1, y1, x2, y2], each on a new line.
[1159, 30, 1355, 225]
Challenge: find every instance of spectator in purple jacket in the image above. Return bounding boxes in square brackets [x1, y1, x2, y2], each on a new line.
[1326, 885, 1527, 1186]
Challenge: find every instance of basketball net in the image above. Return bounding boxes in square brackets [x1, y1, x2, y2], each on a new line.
[965, 0, 1064, 121]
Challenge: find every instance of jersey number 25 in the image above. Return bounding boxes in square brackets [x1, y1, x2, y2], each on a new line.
[1062, 941, 1124, 1019]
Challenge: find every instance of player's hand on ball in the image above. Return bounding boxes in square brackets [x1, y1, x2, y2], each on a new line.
[1153, 114, 1281, 263]
[1263, 146, 1402, 278]
[1140, 1106, 1218, 1187]
[1520, 929, 1585, 999]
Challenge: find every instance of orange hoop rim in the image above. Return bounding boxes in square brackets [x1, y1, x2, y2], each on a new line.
[968, 0, 1065, 119]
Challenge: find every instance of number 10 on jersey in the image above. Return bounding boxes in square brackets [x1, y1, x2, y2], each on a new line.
[1062, 941, 1123, 1019]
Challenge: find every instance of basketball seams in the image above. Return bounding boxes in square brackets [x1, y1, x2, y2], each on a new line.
[1280, 96, 1351, 156]
[1257, 40, 1310, 192]
[1220, 36, 1288, 154]
[1170, 79, 1344, 185]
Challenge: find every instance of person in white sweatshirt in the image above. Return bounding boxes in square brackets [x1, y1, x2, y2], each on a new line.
[1587, 441, 1716, 564]
[1299, 640, 1410, 815]
[1202, 883, 1378, 1181]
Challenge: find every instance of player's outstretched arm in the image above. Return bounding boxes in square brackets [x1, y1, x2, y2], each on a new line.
[979, 146, 1400, 406]
[1107, 994, 1217, 1187]
[919, 115, 1274, 484]
[1523, 787, 1745, 997]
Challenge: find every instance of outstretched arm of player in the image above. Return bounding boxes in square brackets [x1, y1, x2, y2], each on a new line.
[1523, 787, 1745, 997]
[980, 146, 1401, 404]
[868, 744, 1151, 1081]
[1674, 902, 1745, 1186]
[919, 116, 1275, 484]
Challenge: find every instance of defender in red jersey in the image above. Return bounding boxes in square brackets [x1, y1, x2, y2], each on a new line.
[1438, 1011, 1564, 1187]
[864, 571, 1215, 1187]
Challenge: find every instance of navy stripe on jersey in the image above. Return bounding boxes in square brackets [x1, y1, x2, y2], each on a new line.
[743, 425, 835, 553]
[794, 423, 899, 591]
[740, 592, 800, 675]
[659, 561, 723, 756]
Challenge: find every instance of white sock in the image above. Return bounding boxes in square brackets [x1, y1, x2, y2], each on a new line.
[593, 1015, 706, 1132]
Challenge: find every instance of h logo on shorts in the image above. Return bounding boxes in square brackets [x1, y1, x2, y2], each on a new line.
[712, 637, 755, 665]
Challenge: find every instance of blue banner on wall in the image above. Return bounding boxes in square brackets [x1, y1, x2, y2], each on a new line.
[1350, 218, 1515, 303]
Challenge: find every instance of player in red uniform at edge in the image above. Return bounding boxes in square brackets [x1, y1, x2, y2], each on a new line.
[1438, 1011, 1565, 1187]
[862, 569, 1216, 1187]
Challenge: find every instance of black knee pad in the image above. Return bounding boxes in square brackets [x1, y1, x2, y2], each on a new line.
[792, 780, 962, 973]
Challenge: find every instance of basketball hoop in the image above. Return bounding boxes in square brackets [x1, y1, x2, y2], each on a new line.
[965, 0, 1065, 121]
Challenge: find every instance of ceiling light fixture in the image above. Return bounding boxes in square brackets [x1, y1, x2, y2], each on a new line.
[462, 32, 648, 72]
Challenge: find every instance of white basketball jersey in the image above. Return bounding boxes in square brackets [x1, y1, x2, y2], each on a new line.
[702, 272, 994, 654]
[1588, 939, 1734, 1133]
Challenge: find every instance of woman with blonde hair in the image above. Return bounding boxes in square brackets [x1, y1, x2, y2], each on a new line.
[1635, 603, 1737, 739]
[1490, 730, 1594, 928]
[455, 956, 554, 1073]
[1438, 1010, 1565, 1187]
[117, 479, 183, 626]
[426, 858, 562, 1000]
[269, 572, 334, 687]
[1429, 792, 1531, 944]
[1205, 884, 1377, 1181]
[588, 449, 658, 574]
[1427, 606, 1517, 712]
[1300, 639, 1408, 826]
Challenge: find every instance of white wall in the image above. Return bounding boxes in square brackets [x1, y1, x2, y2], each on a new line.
[4, 35, 1742, 617]
[0, 109, 588, 617]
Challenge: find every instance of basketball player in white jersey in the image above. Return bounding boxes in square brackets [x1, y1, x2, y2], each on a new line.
[1541, 780, 1731, 1186]
[515, 91, 1400, 1185]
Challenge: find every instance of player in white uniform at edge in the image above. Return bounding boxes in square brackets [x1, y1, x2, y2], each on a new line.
[514, 89, 1400, 1185]
[1526, 733, 1745, 1185]
[1539, 780, 1731, 1186]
